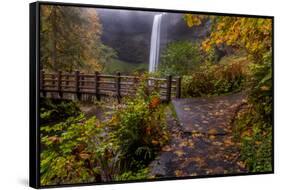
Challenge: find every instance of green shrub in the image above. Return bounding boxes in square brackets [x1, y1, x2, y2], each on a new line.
[109, 79, 169, 170]
[40, 76, 169, 185]
[234, 108, 272, 172]
[159, 41, 202, 76]
[40, 115, 123, 185]
[40, 98, 81, 124]
[181, 56, 248, 97]
[233, 50, 272, 172]
[115, 168, 150, 181]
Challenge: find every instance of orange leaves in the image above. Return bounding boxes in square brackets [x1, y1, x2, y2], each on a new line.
[149, 96, 161, 110]
[151, 139, 159, 145]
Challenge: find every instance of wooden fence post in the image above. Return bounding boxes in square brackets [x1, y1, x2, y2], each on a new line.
[75, 71, 81, 100]
[95, 71, 100, 101]
[116, 72, 121, 103]
[65, 75, 69, 88]
[80, 73, 84, 101]
[166, 75, 172, 102]
[57, 71, 62, 98]
[52, 73, 55, 87]
[40, 70, 46, 97]
[176, 76, 181, 99]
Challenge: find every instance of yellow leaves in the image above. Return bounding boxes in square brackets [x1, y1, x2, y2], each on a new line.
[202, 39, 212, 52]
[216, 22, 226, 30]
[185, 14, 206, 27]
[197, 16, 271, 63]
[215, 38, 223, 45]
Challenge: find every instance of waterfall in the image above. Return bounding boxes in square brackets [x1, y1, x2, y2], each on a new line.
[149, 13, 164, 73]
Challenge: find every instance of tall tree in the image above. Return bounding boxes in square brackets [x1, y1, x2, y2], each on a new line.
[40, 5, 115, 72]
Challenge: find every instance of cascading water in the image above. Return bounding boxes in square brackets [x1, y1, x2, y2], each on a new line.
[149, 13, 164, 73]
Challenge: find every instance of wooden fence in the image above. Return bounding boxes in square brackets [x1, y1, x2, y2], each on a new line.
[40, 70, 181, 102]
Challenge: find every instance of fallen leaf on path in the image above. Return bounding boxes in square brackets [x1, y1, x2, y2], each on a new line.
[184, 107, 191, 111]
[192, 132, 203, 138]
[224, 138, 234, 146]
[209, 135, 216, 140]
[152, 140, 159, 145]
[237, 161, 246, 168]
[208, 128, 217, 134]
[175, 150, 185, 157]
[179, 140, 194, 148]
[162, 145, 172, 152]
[212, 141, 223, 146]
[175, 170, 184, 177]
[213, 166, 224, 173]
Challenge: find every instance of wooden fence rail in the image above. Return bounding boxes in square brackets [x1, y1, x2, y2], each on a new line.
[40, 70, 181, 102]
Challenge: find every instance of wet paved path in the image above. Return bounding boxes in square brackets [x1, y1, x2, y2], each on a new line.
[149, 92, 248, 178]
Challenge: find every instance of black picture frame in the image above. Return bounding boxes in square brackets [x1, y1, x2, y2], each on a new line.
[30, 1, 274, 188]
